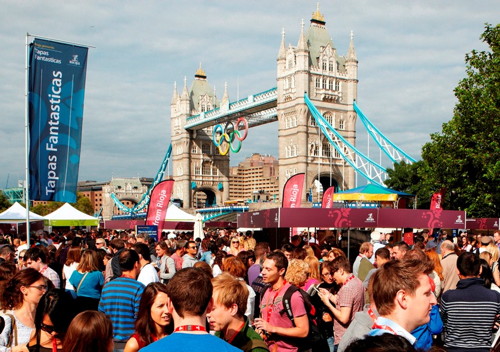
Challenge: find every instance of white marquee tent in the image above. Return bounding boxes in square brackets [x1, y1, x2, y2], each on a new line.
[0, 202, 45, 222]
[44, 203, 99, 226]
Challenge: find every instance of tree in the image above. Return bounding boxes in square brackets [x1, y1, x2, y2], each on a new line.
[421, 24, 499, 217]
[385, 161, 435, 209]
[75, 194, 94, 215]
[0, 191, 11, 212]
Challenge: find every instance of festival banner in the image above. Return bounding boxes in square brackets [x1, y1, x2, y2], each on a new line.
[282, 173, 305, 208]
[28, 38, 89, 202]
[430, 188, 446, 210]
[321, 186, 335, 208]
[146, 180, 174, 235]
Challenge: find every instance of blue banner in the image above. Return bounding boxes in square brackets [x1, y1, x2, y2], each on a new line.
[28, 38, 89, 202]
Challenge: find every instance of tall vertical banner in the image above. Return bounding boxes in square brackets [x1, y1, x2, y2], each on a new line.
[430, 188, 446, 210]
[321, 186, 335, 208]
[282, 173, 305, 208]
[146, 180, 174, 235]
[28, 38, 89, 202]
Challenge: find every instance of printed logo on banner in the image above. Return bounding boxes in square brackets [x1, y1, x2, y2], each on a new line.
[366, 213, 376, 223]
[69, 55, 81, 66]
[455, 215, 464, 224]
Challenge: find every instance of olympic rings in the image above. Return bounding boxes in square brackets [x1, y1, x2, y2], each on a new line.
[212, 117, 248, 155]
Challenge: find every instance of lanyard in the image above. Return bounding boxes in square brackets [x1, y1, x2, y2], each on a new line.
[367, 308, 377, 322]
[174, 325, 207, 332]
[225, 321, 245, 344]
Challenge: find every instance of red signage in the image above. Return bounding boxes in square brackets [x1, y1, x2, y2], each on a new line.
[282, 173, 305, 208]
[146, 180, 174, 235]
[321, 187, 335, 208]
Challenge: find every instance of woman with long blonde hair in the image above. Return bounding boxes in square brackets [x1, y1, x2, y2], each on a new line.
[425, 249, 444, 298]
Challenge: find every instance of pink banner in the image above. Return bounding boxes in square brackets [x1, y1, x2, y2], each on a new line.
[146, 180, 174, 234]
[430, 188, 446, 210]
[321, 186, 335, 208]
[282, 173, 305, 208]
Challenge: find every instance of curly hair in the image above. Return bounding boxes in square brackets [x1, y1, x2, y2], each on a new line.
[285, 259, 309, 287]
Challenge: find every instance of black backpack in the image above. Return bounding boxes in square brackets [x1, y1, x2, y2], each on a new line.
[280, 285, 329, 352]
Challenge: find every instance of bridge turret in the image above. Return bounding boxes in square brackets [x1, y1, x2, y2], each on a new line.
[345, 31, 358, 105]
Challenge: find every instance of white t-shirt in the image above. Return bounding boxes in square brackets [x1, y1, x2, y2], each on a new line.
[137, 263, 159, 286]
[63, 262, 79, 290]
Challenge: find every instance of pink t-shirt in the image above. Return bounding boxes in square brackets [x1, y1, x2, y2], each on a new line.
[260, 283, 307, 352]
[334, 275, 365, 344]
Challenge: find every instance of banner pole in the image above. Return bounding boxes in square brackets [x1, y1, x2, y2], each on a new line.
[25, 33, 31, 246]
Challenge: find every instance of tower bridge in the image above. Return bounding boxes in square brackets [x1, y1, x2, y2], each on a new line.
[171, 6, 358, 209]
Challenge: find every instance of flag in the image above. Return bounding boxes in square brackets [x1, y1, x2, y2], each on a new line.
[282, 173, 305, 208]
[28, 38, 89, 202]
[430, 188, 446, 210]
[146, 180, 174, 235]
[322, 186, 335, 208]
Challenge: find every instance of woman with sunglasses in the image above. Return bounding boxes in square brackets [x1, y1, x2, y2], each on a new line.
[228, 237, 242, 256]
[0, 268, 46, 352]
[124, 282, 173, 352]
[26, 289, 76, 352]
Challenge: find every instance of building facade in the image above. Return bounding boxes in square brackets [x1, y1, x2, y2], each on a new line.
[229, 153, 279, 204]
[277, 8, 357, 199]
[171, 6, 357, 208]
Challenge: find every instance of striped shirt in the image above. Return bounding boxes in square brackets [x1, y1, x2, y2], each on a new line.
[441, 278, 500, 350]
[98, 277, 145, 342]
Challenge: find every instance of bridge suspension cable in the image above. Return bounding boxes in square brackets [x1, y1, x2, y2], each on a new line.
[353, 101, 416, 164]
[110, 143, 172, 215]
[304, 94, 387, 186]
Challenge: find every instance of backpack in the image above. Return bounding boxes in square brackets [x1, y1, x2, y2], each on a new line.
[280, 285, 329, 352]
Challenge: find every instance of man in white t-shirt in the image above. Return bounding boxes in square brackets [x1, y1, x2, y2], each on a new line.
[132, 243, 159, 286]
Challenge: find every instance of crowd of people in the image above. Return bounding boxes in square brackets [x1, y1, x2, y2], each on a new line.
[0, 227, 498, 352]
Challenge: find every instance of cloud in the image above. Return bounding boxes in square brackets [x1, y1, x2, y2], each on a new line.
[0, 0, 498, 189]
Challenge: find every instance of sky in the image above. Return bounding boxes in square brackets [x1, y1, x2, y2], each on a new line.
[0, 1, 498, 189]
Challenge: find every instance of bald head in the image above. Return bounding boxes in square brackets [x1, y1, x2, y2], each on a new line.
[440, 240, 455, 254]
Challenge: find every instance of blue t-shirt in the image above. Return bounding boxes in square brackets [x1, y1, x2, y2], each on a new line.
[141, 333, 241, 352]
[69, 270, 104, 299]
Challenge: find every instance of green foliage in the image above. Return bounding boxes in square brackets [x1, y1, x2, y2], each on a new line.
[0, 191, 11, 212]
[75, 194, 94, 215]
[385, 161, 435, 209]
[420, 23, 500, 217]
[30, 194, 94, 216]
[385, 24, 499, 217]
[31, 201, 63, 216]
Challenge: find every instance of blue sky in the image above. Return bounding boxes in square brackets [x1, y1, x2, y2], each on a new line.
[0, 1, 498, 189]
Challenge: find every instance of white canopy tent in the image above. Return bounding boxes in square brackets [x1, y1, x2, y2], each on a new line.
[0, 202, 45, 222]
[165, 204, 195, 222]
[44, 203, 99, 227]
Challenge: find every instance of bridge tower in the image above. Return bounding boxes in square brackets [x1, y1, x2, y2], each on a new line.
[170, 67, 230, 209]
[277, 7, 357, 202]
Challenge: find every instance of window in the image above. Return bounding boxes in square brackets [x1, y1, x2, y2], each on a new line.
[322, 78, 327, 89]
[310, 116, 317, 126]
[329, 60, 334, 71]
[194, 165, 201, 175]
[324, 113, 333, 126]
[322, 60, 327, 70]
[315, 77, 321, 89]
[191, 145, 198, 153]
[335, 80, 340, 91]
[202, 162, 211, 175]
[339, 119, 345, 130]
[323, 143, 331, 157]
[334, 148, 341, 158]
[328, 79, 333, 90]
[202, 144, 210, 154]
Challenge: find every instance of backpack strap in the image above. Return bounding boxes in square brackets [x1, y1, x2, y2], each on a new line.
[280, 285, 299, 325]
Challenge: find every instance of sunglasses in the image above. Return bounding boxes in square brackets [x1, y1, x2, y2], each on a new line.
[29, 285, 48, 292]
[41, 323, 55, 334]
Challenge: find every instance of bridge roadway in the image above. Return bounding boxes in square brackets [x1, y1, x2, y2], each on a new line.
[184, 87, 277, 130]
